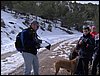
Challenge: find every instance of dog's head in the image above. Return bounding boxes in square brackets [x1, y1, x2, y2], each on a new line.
[69, 47, 79, 60]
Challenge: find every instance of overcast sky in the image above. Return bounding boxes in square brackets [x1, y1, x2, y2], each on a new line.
[72, 1, 99, 5]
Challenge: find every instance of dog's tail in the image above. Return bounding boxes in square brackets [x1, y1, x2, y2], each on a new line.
[53, 62, 57, 73]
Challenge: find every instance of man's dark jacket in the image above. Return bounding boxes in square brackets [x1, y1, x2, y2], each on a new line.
[76, 33, 95, 60]
[22, 27, 41, 55]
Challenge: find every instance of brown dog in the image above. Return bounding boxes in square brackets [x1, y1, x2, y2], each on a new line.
[54, 56, 79, 75]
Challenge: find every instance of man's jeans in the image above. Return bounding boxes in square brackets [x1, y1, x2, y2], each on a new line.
[74, 58, 89, 75]
[22, 52, 39, 75]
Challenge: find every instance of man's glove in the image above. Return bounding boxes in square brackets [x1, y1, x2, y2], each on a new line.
[35, 39, 42, 49]
[81, 39, 88, 47]
[45, 44, 51, 50]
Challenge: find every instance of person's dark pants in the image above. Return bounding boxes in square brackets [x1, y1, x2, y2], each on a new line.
[92, 54, 99, 75]
[74, 58, 89, 75]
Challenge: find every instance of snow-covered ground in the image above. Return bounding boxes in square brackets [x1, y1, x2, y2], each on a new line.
[1, 10, 82, 75]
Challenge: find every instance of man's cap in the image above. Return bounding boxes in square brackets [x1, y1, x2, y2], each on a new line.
[83, 26, 90, 30]
[91, 25, 96, 29]
[30, 21, 39, 26]
[83, 26, 89, 29]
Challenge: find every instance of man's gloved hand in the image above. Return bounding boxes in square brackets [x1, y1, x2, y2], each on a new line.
[35, 39, 42, 49]
[81, 39, 88, 47]
[45, 44, 51, 50]
[38, 39, 42, 44]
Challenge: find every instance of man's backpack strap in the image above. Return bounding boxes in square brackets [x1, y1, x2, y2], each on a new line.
[20, 30, 26, 49]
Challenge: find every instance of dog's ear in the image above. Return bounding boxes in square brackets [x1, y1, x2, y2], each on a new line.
[73, 47, 78, 53]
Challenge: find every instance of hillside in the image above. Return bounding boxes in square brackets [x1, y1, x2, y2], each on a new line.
[1, 1, 99, 32]
[1, 10, 73, 45]
[1, 10, 82, 54]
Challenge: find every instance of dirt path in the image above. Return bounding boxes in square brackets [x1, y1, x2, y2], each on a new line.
[1, 51, 18, 60]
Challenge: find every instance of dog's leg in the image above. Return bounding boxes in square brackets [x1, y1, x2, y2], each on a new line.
[71, 71, 72, 75]
[71, 62, 74, 75]
[71, 69, 74, 75]
[55, 66, 60, 75]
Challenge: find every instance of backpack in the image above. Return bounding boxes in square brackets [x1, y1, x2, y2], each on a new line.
[15, 30, 26, 52]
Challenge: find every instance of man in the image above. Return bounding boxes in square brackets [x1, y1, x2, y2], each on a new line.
[90, 26, 98, 38]
[90, 25, 98, 65]
[74, 26, 95, 75]
[21, 21, 42, 75]
[92, 33, 99, 75]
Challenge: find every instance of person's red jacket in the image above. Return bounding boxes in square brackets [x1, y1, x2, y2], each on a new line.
[90, 32, 98, 38]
